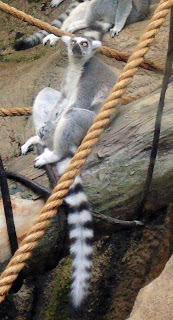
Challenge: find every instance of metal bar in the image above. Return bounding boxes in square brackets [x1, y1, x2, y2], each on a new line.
[137, 7, 173, 217]
[0, 155, 18, 255]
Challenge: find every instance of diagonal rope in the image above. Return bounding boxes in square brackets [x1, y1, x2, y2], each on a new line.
[99, 45, 173, 73]
[0, 0, 172, 304]
[0, 1, 171, 74]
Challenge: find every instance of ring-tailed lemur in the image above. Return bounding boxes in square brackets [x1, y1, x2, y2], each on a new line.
[62, 0, 152, 37]
[21, 35, 118, 307]
[14, 0, 151, 50]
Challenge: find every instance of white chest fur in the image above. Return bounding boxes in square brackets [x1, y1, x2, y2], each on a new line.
[64, 62, 83, 101]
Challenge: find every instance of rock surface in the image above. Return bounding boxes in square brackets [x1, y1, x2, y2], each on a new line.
[127, 253, 173, 320]
[0, 194, 67, 276]
[0, 196, 44, 263]
[83, 82, 173, 220]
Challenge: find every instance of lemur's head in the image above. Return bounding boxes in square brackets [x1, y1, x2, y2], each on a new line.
[61, 35, 102, 62]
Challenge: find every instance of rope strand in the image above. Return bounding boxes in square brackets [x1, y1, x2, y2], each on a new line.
[0, 107, 32, 117]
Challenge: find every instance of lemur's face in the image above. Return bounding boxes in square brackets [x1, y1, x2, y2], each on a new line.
[70, 37, 90, 57]
[62, 35, 102, 60]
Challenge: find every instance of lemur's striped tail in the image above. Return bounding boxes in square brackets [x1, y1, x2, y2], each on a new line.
[57, 155, 93, 308]
[13, 1, 80, 51]
[84, 22, 112, 41]
[14, 30, 48, 51]
[52, 1, 80, 27]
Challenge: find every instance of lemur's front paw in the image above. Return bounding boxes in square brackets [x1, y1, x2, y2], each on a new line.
[43, 34, 60, 46]
[50, 0, 63, 8]
[109, 27, 119, 38]
[38, 122, 52, 139]
[21, 143, 29, 155]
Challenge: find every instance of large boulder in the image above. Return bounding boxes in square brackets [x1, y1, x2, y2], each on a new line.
[127, 253, 173, 320]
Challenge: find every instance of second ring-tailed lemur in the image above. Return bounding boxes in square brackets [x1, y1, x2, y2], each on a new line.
[64, 0, 152, 37]
[21, 35, 118, 307]
[14, 0, 151, 50]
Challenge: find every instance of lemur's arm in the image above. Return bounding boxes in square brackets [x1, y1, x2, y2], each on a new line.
[110, 0, 132, 37]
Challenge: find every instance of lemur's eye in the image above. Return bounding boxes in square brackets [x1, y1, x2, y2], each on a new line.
[82, 42, 88, 47]
[71, 40, 76, 45]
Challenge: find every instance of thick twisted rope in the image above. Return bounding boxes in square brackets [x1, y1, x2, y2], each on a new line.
[0, 0, 172, 303]
[0, 107, 32, 117]
[99, 46, 172, 73]
[0, 95, 142, 117]
[0, 0, 171, 74]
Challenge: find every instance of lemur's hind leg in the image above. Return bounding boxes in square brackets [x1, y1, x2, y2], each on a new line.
[33, 87, 61, 132]
[21, 87, 61, 155]
[110, 0, 132, 37]
[64, 2, 91, 33]
[53, 107, 96, 159]
[34, 148, 59, 167]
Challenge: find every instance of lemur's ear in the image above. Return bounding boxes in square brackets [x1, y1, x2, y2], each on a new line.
[92, 40, 102, 50]
[61, 36, 72, 44]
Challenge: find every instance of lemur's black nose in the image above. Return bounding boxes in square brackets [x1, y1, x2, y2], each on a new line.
[72, 44, 82, 54]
